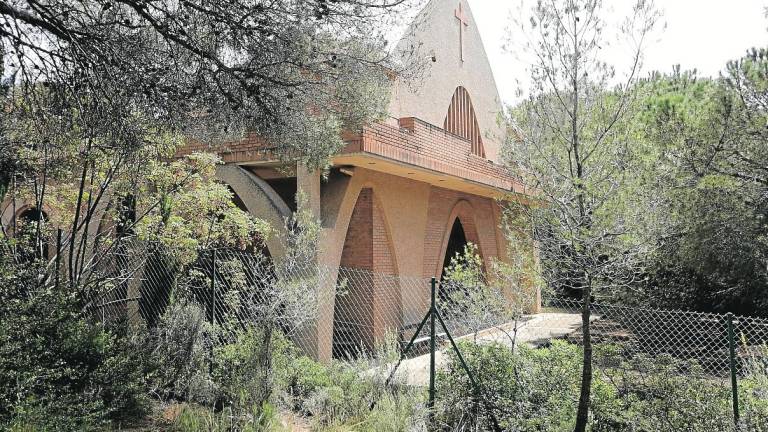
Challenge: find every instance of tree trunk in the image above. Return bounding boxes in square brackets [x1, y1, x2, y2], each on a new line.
[573, 282, 592, 432]
[258, 324, 274, 407]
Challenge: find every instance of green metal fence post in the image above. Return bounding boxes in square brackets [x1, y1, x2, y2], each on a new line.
[726, 312, 740, 426]
[428, 277, 437, 413]
[435, 308, 502, 432]
[209, 249, 217, 375]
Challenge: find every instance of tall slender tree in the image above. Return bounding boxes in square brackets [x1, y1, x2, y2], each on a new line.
[505, 1, 660, 430]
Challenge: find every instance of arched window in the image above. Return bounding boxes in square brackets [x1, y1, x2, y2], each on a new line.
[443, 86, 485, 157]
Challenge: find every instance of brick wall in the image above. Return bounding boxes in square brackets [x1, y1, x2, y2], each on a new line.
[175, 133, 282, 164]
[335, 188, 402, 350]
[372, 196, 400, 341]
[339, 189, 373, 270]
[422, 186, 500, 278]
[343, 117, 518, 191]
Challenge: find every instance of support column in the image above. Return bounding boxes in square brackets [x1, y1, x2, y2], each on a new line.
[296, 164, 336, 362]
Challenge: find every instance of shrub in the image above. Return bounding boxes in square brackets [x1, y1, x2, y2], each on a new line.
[0, 258, 155, 430]
[281, 333, 425, 431]
[212, 327, 275, 411]
[150, 300, 213, 404]
[437, 339, 768, 431]
[172, 402, 286, 432]
[739, 345, 768, 432]
[283, 355, 332, 403]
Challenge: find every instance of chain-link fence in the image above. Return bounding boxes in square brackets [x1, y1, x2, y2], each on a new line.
[90, 246, 533, 362]
[89, 246, 768, 429]
[538, 297, 768, 376]
[548, 297, 767, 422]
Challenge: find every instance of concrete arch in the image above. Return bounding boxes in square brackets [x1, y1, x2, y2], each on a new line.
[216, 164, 290, 258]
[435, 199, 484, 278]
[1, 201, 55, 232]
[320, 174, 413, 274]
[309, 168, 435, 361]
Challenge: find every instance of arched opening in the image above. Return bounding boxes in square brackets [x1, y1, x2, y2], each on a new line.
[332, 187, 400, 359]
[115, 194, 137, 238]
[441, 218, 468, 276]
[440, 218, 469, 302]
[333, 188, 375, 358]
[16, 207, 50, 260]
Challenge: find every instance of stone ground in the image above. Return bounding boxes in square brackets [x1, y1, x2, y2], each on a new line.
[380, 312, 589, 386]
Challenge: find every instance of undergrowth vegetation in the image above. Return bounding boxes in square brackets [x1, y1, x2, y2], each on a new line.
[0, 256, 425, 431]
[437, 340, 768, 432]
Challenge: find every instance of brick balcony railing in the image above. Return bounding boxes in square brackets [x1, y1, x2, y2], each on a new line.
[176, 117, 518, 193]
[341, 117, 516, 191]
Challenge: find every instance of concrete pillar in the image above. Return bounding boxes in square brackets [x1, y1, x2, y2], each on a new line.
[296, 164, 336, 362]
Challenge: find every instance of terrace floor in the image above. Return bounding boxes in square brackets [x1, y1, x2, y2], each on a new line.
[379, 312, 588, 386]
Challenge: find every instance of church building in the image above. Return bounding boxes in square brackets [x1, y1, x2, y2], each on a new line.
[0, 0, 536, 362]
[178, 0, 534, 360]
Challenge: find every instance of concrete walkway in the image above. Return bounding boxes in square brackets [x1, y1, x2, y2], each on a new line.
[381, 312, 586, 386]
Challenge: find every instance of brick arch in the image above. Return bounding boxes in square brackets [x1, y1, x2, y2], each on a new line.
[329, 180, 400, 274]
[332, 186, 401, 357]
[435, 199, 483, 278]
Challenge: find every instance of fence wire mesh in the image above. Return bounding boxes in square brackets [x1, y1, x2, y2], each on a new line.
[535, 297, 768, 376]
[89, 246, 768, 429]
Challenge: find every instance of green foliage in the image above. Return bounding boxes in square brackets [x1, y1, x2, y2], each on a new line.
[275, 335, 424, 431]
[150, 300, 212, 403]
[283, 356, 333, 403]
[437, 340, 768, 431]
[300, 359, 425, 432]
[442, 243, 532, 337]
[630, 66, 768, 316]
[171, 402, 286, 432]
[212, 327, 282, 413]
[436, 340, 586, 431]
[144, 298, 428, 432]
[133, 153, 271, 265]
[0, 249, 155, 430]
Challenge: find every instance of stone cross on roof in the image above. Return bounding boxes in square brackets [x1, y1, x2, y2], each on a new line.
[454, 1, 469, 62]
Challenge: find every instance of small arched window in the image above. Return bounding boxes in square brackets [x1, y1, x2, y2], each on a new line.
[443, 86, 485, 157]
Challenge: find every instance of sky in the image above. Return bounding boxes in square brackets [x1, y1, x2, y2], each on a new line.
[467, 0, 768, 105]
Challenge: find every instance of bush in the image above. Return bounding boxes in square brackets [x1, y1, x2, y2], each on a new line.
[212, 327, 275, 411]
[436, 339, 768, 431]
[171, 402, 286, 432]
[0, 257, 154, 430]
[436, 340, 585, 431]
[150, 300, 212, 404]
[275, 334, 425, 431]
[283, 355, 332, 402]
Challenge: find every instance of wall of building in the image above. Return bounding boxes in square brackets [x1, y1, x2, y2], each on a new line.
[390, 0, 507, 162]
[314, 166, 507, 360]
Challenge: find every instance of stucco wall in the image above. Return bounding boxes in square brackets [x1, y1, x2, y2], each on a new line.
[390, 0, 507, 162]
[314, 166, 507, 359]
